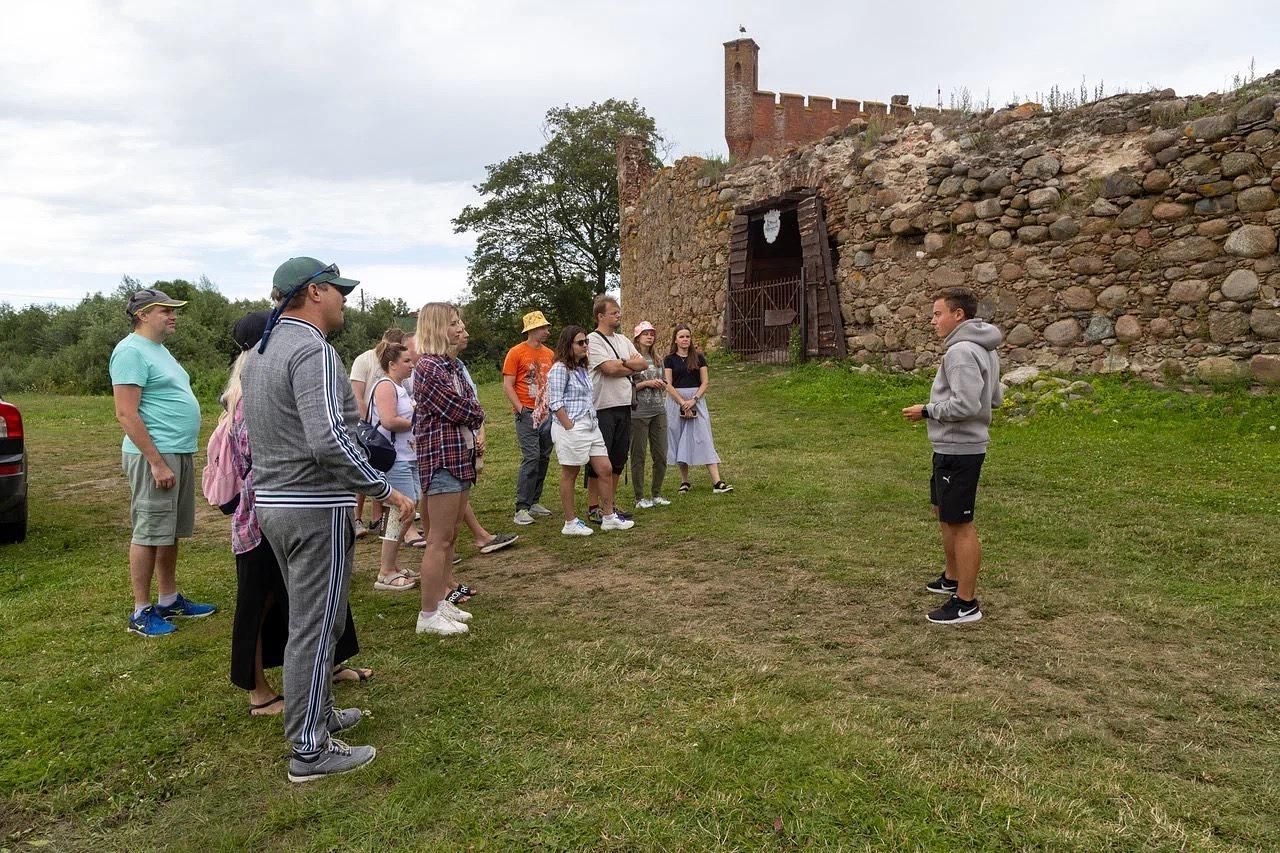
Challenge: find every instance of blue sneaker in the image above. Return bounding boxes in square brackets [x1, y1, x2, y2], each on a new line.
[128, 605, 177, 637]
[155, 593, 218, 621]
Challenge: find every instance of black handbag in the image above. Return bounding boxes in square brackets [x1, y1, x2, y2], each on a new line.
[357, 378, 397, 472]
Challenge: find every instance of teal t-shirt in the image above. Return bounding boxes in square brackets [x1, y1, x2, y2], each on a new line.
[109, 334, 201, 454]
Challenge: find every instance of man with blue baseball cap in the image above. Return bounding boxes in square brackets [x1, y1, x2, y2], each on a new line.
[241, 257, 415, 782]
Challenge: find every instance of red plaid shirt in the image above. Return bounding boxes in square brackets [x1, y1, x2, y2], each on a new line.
[412, 355, 485, 483]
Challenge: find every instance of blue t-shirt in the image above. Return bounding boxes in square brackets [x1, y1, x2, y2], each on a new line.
[109, 334, 201, 454]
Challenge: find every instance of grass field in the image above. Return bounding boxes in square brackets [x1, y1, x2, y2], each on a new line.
[2, 364, 1279, 851]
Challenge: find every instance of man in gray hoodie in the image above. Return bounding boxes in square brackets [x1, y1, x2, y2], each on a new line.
[902, 288, 1002, 625]
[242, 257, 416, 782]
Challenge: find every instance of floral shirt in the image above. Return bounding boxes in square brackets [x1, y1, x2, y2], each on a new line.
[228, 399, 261, 556]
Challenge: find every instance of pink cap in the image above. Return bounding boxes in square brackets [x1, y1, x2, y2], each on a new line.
[633, 321, 656, 338]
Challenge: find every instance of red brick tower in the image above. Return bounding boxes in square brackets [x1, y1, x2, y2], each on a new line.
[724, 38, 759, 161]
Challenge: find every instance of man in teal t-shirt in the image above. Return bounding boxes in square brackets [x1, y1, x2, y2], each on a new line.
[109, 288, 216, 638]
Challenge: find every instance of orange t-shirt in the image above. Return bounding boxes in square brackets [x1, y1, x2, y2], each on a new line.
[502, 341, 554, 410]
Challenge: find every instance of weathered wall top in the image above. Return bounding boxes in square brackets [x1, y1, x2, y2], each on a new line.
[724, 38, 912, 161]
[624, 65, 1280, 387]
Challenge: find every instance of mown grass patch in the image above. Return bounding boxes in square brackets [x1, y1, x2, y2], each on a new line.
[2, 365, 1278, 850]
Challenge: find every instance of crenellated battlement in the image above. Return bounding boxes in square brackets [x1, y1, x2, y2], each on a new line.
[725, 39, 913, 161]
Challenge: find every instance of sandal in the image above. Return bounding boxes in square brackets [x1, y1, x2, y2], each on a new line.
[332, 665, 372, 684]
[446, 584, 477, 604]
[478, 532, 518, 554]
[678, 482, 691, 494]
[249, 694, 284, 717]
[712, 481, 734, 494]
[405, 537, 427, 548]
[374, 570, 417, 591]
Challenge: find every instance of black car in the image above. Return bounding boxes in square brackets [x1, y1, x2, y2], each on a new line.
[0, 397, 27, 543]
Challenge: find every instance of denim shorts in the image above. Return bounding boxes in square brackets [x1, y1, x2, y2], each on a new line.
[385, 459, 420, 502]
[424, 466, 472, 496]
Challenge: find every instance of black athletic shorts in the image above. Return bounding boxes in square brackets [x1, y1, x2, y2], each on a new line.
[585, 405, 632, 479]
[930, 452, 985, 524]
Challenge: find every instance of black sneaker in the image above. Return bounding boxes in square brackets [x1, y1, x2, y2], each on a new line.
[925, 573, 958, 595]
[927, 594, 982, 625]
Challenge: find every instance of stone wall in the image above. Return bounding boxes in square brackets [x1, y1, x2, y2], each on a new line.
[620, 77, 1280, 385]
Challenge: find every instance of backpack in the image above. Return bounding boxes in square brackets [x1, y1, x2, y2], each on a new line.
[202, 416, 242, 514]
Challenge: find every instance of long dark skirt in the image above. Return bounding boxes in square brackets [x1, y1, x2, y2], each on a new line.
[230, 540, 360, 691]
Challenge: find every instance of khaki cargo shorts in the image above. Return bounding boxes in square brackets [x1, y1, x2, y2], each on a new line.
[122, 452, 195, 546]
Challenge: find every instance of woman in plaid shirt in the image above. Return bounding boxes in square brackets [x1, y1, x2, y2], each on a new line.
[411, 303, 485, 637]
[548, 326, 634, 536]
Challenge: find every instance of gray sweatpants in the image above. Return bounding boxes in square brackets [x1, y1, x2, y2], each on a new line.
[514, 411, 552, 510]
[257, 505, 355, 759]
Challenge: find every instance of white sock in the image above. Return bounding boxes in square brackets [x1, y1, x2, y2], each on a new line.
[420, 609, 437, 620]
[158, 592, 178, 607]
[133, 603, 150, 618]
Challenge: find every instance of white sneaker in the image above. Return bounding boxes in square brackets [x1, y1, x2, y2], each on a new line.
[513, 509, 535, 525]
[528, 503, 553, 518]
[651, 496, 671, 506]
[601, 513, 635, 531]
[561, 518, 593, 536]
[416, 610, 468, 636]
[437, 598, 472, 624]
[636, 498, 654, 509]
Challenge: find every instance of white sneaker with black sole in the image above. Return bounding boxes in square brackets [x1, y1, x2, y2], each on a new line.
[287, 739, 376, 783]
[926, 594, 983, 625]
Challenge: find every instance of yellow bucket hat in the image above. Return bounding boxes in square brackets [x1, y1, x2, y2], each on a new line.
[521, 310, 551, 333]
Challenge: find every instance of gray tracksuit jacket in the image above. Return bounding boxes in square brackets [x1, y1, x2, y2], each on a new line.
[925, 319, 1003, 455]
[241, 317, 391, 508]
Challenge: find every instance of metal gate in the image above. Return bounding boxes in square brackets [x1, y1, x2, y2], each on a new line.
[725, 273, 804, 364]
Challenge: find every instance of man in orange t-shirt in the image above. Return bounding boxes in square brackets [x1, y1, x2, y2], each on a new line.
[502, 310, 555, 526]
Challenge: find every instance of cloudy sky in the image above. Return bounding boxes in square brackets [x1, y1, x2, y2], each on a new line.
[2, 0, 1276, 309]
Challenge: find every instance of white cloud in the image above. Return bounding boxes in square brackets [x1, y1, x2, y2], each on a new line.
[1, 0, 1276, 309]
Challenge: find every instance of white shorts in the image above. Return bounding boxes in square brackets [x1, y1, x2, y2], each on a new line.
[551, 418, 607, 467]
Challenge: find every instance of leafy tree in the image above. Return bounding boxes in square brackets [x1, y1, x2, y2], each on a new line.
[453, 99, 664, 339]
[0, 277, 410, 403]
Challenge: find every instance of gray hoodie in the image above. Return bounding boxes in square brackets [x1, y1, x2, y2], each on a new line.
[925, 319, 1003, 454]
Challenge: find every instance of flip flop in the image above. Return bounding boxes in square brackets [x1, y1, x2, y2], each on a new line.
[405, 537, 427, 548]
[332, 665, 373, 684]
[249, 694, 284, 717]
[478, 532, 518, 554]
[374, 570, 417, 591]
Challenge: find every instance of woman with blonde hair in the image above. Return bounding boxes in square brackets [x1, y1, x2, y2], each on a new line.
[411, 302, 485, 636]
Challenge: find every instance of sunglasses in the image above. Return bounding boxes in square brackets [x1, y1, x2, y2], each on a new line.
[301, 263, 340, 288]
[257, 263, 340, 354]
[573, 339, 588, 346]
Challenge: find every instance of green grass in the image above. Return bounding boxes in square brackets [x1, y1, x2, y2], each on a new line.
[2, 365, 1279, 850]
